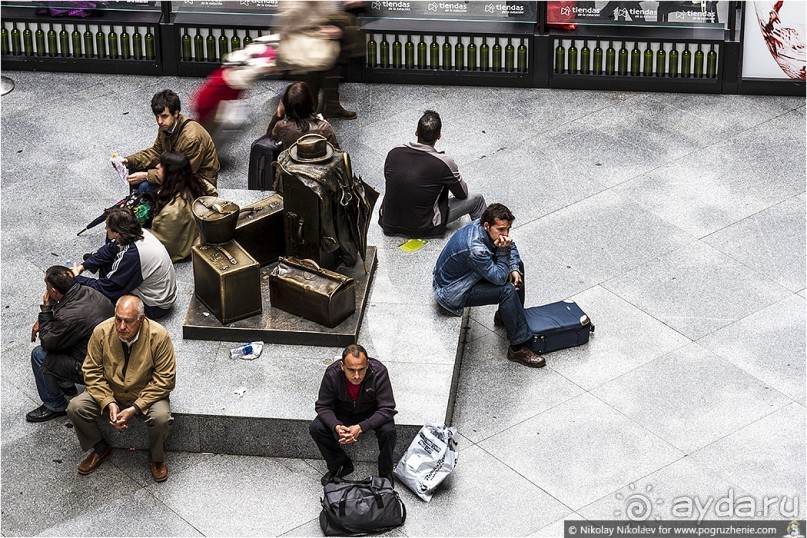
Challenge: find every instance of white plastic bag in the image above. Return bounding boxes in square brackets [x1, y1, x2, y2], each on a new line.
[393, 423, 458, 502]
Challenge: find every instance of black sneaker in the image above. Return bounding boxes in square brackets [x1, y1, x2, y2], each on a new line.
[494, 310, 504, 327]
[321, 460, 355, 486]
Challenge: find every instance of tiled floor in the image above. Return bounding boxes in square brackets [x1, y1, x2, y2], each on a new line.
[1, 70, 804, 536]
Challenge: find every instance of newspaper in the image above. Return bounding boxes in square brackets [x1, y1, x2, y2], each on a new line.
[111, 153, 128, 184]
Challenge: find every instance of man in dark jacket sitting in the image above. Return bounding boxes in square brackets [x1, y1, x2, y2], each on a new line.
[379, 110, 486, 238]
[27, 266, 114, 422]
[310, 344, 397, 485]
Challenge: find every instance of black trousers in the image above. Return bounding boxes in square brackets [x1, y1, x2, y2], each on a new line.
[309, 413, 397, 477]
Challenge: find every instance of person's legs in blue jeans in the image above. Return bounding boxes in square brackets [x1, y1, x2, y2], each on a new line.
[464, 281, 532, 347]
[31, 346, 69, 411]
[135, 180, 159, 195]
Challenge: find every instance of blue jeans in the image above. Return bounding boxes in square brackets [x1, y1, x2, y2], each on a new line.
[463, 262, 532, 347]
[134, 180, 159, 195]
[31, 346, 69, 412]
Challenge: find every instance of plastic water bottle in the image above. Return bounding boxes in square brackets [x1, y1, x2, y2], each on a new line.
[229, 341, 263, 360]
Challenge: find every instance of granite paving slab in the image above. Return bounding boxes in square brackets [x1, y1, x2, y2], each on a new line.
[532, 513, 585, 537]
[392, 445, 572, 537]
[613, 144, 804, 239]
[0, 432, 140, 536]
[592, 343, 791, 453]
[367, 241, 448, 306]
[517, 188, 694, 285]
[699, 294, 805, 405]
[1, 378, 46, 446]
[703, 194, 806, 293]
[578, 457, 755, 522]
[528, 123, 663, 188]
[546, 285, 691, 390]
[459, 143, 608, 228]
[38, 488, 203, 537]
[689, 403, 805, 516]
[478, 392, 683, 510]
[603, 241, 791, 340]
[495, 245, 591, 309]
[1, 343, 44, 405]
[359, 302, 463, 366]
[149, 454, 324, 536]
[512, 86, 631, 126]
[451, 334, 584, 443]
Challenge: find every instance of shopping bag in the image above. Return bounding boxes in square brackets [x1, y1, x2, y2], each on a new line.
[393, 423, 458, 502]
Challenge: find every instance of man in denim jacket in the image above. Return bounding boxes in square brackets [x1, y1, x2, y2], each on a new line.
[433, 203, 545, 367]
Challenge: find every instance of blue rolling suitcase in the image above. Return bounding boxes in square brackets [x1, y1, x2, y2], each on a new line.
[524, 300, 595, 354]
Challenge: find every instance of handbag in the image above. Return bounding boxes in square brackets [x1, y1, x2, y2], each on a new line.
[277, 31, 339, 72]
[393, 424, 459, 502]
[319, 476, 406, 536]
[111, 191, 155, 228]
[269, 257, 356, 328]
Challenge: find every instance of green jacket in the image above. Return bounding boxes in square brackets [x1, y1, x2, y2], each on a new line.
[83, 317, 176, 414]
[126, 114, 220, 188]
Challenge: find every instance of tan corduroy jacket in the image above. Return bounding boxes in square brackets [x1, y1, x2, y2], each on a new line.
[83, 317, 176, 414]
[126, 114, 220, 189]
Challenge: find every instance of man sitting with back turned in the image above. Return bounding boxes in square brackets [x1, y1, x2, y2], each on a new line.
[310, 344, 397, 485]
[123, 89, 220, 194]
[379, 110, 486, 238]
[74, 207, 177, 320]
[433, 203, 545, 368]
[67, 295, 176, 482]
[27, 266, 114, 423]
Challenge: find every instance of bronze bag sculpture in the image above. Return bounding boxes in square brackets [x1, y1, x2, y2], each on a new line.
[269, 256, 356, 328]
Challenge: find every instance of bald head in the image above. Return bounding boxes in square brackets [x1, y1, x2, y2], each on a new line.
[114, 295, 145, 342]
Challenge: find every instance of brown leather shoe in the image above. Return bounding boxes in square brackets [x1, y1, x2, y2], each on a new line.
[149, 457, 168, 482]
[507, 345, 546, 368]
[77, 447, 112, 475]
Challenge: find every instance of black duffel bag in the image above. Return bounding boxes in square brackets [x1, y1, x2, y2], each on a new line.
[319, 476, 406, 536]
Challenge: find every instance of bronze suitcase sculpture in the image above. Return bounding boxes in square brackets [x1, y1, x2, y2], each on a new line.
[282, 174, 340, 270]
[192, 240, 262, 325]
[233, 194, 285, 266]
[269, 257, 356, 328]
[276, 134, 379, 271]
